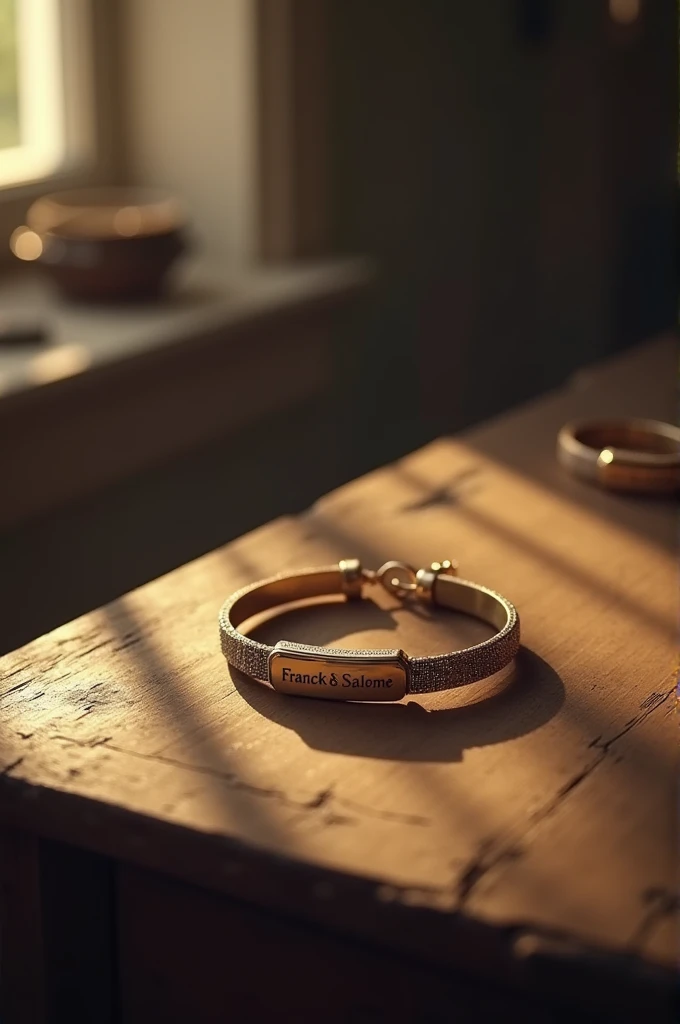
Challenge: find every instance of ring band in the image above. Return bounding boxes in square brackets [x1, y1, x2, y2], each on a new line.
[219, 559, 520, 702]
[557, 418, 680, 494]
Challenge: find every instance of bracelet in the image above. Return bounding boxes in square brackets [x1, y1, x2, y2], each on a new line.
[219, 559, 520, 702]
[557, 418, 680, 494]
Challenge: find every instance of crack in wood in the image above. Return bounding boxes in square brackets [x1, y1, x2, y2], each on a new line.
[532, 688, 674, 822]
[400, 467, 482, 512]
[2, 672, 71, 700]
[51, 734, 113, 749]
[321, 812, 356, 827]
[75, 638, 117, 659]
[2, 665, 29, 680]
[639, 692, 667, 710]
[447, 687, 676, 912]
[456, 840, 523, 907]
[0, 680, 31, 700]
[45, 737, 431, 829]
[74, 701, 106, 721]
[628, 887, 680, 948]
[90, 743, 337, 813]
[334, 793, 430, 827]
[590, 688, 674, 755]
[300, 787, 430, 827]
[55, 632, 102, 647]
[554, 755, 605, 800]
[112, 634, 143, 653]
[304, 787, 333, 809]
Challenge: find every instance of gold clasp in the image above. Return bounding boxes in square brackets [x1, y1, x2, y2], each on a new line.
[340, 558, 458, 603]
[373, 560, 419, 599]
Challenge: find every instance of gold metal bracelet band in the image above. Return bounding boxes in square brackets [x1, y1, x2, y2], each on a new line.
[218, 559, 520, 702]
[557, 418, 680, 494]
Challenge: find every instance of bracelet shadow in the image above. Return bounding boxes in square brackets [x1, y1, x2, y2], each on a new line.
[230, 645, 564, 763]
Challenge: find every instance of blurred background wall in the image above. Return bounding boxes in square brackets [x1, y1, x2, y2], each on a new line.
[326, 0, 676, 466]
[121, 0, 258, 265]
[0, 0, 675, 651]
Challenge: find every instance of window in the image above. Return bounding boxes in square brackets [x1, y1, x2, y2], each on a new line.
[0, 0, 20, 151]
[0, 0, 75, 190]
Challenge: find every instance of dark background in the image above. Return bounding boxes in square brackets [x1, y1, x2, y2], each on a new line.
[329, 0, 676, 464]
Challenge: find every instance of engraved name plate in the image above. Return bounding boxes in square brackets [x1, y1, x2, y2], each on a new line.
[269, 641, 409, 701]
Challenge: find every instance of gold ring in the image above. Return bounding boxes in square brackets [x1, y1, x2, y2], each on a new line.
[557, 418, 680, 494]
[219, 559, 520, 702]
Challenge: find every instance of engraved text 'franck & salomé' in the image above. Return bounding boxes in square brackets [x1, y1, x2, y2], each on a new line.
[269, 646, 408, 701]
[281, 666, 394, 690]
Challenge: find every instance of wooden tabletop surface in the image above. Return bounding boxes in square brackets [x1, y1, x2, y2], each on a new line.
[0, 335, 676, 1016]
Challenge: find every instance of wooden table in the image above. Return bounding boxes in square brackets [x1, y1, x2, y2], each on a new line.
[0, 337, 676, 1023]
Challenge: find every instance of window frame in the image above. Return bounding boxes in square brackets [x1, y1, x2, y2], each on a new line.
[0, 0, 330, 267]
[256, 0, 330, 261]
[0, 0, 68, 190]
[0, 0, 121, 262]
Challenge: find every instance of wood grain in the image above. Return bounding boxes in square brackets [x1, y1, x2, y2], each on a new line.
[0, 335, 675, 1018]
